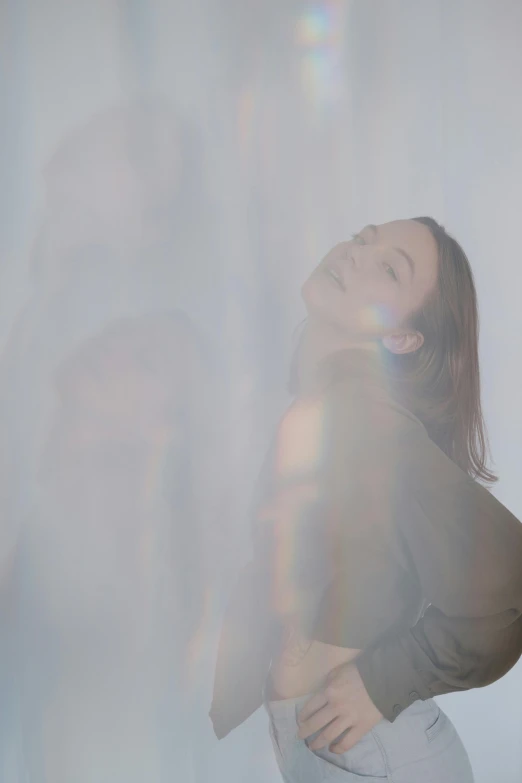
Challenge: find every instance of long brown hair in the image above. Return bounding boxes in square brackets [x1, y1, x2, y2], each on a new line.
[386, 216, 496, 484]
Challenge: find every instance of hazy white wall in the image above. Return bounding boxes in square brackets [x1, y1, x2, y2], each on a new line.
[1, 1, 521, 781]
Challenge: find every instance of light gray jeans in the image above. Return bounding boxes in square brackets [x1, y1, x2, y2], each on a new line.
[263, 687, 474, 782]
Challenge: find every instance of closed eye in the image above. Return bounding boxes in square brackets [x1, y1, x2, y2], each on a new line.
[351, 233, 365, 245]
[383, 263, 398, 282]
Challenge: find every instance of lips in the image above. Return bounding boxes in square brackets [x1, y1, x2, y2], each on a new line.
[324, 261, 346, 291]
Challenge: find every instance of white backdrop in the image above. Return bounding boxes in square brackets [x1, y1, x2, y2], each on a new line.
[1, 2, 521, 781]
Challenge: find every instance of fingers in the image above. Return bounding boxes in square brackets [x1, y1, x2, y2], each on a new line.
[307, 717, 351, 751]
[330, 726, 368, 754]
[297, 703, 336, 740]
[297, 691, 329, 725]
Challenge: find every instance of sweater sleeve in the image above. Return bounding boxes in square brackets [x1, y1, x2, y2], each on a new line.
[356, 604, 522, 722]
[355, 442, 522, 722]
[313, 380, 522, 722]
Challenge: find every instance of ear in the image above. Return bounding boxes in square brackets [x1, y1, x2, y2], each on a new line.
[382, 331, 424, 355]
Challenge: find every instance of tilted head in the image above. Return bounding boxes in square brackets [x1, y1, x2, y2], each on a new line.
[300, 217, 495, 483]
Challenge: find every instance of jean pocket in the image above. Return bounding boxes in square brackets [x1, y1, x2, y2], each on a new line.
[302, 733, 388, 780]
[424, 705, 448, 743]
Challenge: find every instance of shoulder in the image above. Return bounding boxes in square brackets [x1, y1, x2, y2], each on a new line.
[319, 377, 478, 496]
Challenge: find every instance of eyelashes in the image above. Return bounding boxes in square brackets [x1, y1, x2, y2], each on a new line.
[383, 263, 398, 281]
[350, 233, 399, 282]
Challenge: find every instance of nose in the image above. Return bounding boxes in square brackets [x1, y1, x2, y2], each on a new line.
[349, 244, 366, 271]
[343, 241, 360, 270]
[350, 245, 380, 277]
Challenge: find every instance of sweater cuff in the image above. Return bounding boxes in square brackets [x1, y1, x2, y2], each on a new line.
[355, 630, 432, 722]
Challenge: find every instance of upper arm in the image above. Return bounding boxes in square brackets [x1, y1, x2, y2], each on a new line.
[401, 475, 522, 617]
[324, 382, 522, 618]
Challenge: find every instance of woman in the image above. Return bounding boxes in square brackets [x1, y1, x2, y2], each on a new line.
[210, 217, 522, 782]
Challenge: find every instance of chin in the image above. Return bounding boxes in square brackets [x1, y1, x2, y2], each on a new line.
[300, 276, 313, 304]
[300, 274, 331, 314]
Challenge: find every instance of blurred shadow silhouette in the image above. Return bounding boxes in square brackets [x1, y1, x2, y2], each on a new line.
[0, 96, 218, 576]
[0, 99, 228, 782]
[13, 311, 220, 781]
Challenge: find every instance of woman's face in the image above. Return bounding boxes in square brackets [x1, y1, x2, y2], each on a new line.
[301, 219, 439, 341]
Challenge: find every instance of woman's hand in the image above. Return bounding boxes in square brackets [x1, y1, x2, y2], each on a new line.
[296, 660, 383, 754]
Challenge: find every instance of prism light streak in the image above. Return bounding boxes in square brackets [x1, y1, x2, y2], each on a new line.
[295, 2, 347, 109]
[270, 398, 325, 614]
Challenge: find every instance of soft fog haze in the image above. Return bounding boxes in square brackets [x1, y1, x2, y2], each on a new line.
[1, 2, 521, 781]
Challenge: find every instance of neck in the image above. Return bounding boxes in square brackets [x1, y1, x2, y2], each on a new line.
[296, 317, 379, 393]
